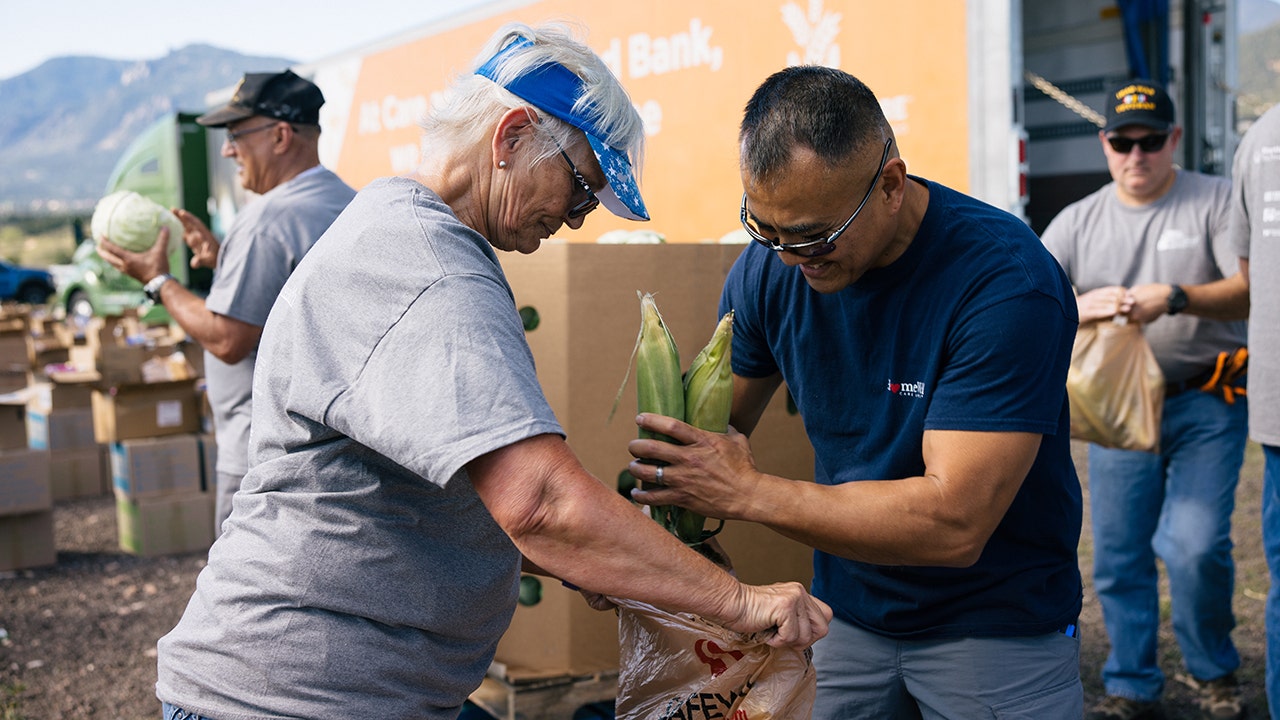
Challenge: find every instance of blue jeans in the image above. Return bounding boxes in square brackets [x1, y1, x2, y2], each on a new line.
[1088, 389, 1247, 702]
[1261, 444, 1280, 719]
[162, 702, 215, 720]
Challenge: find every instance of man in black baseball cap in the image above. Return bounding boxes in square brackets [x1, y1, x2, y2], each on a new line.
[197, 69, 325, 127]
[1102, 78, 1175, 134]
[97, 67, 355, 538]
[1041, 74, 1250, 720]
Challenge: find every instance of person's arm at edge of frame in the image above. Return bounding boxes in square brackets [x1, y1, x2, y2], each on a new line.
[1125, 271, 1250, 323]
[96, 225, 261, 364]
[629, 373, 1039, 568]
[465, 433, 832, 649]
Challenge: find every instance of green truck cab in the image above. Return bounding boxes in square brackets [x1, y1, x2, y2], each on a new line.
[53, 112, 217, 323]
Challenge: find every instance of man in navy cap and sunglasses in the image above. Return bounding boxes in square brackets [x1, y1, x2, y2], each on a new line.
[1042, 78, 1250, 720]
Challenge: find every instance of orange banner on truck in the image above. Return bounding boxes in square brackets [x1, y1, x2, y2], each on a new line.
[312, 0, 969, 243]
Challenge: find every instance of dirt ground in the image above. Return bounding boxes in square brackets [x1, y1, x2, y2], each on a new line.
[0, 441, 1271, 719]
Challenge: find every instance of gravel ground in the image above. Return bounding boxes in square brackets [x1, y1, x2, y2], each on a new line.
[0, 441, 1270, 719]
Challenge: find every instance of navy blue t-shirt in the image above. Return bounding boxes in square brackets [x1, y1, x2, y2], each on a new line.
[720, 178, 1082, 638]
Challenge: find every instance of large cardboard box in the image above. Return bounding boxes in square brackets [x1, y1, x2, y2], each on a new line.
[50, 446, 109, 501]
[0, 511, 56, 571]
[0, 369, 26, 394]
[0, 318, 28, 373]
[27, 407, 96, 451]
[0, 398, 25, 451]
[0, 448, 53, 516]
[115, 491, 215, 557]
[494, 243, 817, 674]
[91, 380, 200, 443]
[110, 434, 202, 499]
[33, 372, 99, 410]
[493, 578, 618, 679]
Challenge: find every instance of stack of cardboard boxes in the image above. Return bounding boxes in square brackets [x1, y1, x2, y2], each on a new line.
[1, 396, 56, 572]
[1, 309, 60, 572]
[84, 312, 216, 556]
[0, 303, 217, 561]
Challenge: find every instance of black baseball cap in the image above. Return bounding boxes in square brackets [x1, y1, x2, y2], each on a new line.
[1103, 79, 1175, 133]
[197, 70, 324, 128]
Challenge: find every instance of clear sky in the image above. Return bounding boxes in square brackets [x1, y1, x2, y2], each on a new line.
[0, 0, 495, 80]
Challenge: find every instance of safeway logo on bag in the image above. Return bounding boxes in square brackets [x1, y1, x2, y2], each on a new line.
[660, 679, 756, 720]
[695, 639, 744, 677]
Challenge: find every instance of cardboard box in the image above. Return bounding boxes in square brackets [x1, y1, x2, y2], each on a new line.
[0, 331, 28, 373]
[27, 336, 70, 380]
[36, 372, 99, 410]
[0, 369, 26, 394]
[0, 398, 25, 451]
[110, 434, 202, 499]
[494, 243, 817, 674]
[0, 448, 52, 516]
[50, 446, 109, 501]
[494, 578, 620, 678]
[86, 315, 192, 386]
[91, 380, 200, 443]
[27, 407, 96, 451]
[115, 491, 215, 556]
[0, 511, 56, 571]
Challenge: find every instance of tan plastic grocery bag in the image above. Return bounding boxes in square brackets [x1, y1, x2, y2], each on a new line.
[1066, 318, 1164, 453]
[612, 597, 816, 720]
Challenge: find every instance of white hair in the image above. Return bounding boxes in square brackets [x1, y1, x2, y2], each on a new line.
[419, 22, 644, 175]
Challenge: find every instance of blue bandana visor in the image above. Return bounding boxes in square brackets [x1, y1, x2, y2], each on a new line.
[476, 38, 648, 221]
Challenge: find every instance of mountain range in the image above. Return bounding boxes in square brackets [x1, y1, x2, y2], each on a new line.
[2, 3, 1280, 215]
[0, 44, 294, 215]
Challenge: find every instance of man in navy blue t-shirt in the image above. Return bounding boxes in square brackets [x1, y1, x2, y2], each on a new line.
[629, 66, 1084, 718]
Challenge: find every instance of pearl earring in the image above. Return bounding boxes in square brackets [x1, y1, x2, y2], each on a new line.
[498, 160, 507, 169]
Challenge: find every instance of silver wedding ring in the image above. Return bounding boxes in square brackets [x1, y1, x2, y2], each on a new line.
[655, 466, 664, 484]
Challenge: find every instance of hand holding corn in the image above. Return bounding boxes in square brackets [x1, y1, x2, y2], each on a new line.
[630, 293, 756, 540]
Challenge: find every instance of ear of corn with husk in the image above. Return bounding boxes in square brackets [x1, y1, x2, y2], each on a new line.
[673, 309, 734, 543]
[633, 291, 733, 546]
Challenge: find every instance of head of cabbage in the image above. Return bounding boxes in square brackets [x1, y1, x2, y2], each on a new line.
[91, 191, 184, 253]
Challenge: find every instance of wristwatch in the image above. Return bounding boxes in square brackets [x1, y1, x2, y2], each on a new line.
[1166, 284, 1189, 315]
[143, 273, 174, 305]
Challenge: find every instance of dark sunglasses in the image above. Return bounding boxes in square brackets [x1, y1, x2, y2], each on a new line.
[740, 138, 893, 258]
[1106, 133, 1169, 154]
[550, 138, 600, 220]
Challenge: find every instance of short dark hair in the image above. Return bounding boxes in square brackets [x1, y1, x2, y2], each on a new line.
[739, 66, 889, 180]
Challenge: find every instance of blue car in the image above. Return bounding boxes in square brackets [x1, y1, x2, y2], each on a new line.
[0, 259, 54, 305]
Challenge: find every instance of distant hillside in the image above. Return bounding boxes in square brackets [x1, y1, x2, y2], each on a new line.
[1240, 18, 1280, 121]
[1241, 0, 1280, 34]
[0, 44, 294, 215]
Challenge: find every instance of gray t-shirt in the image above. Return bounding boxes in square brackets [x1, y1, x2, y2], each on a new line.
[1228, 105, 1280, 444]
[204, 165, 355, 476]
[1041, 170, 1246, 383]
[156, 177, 564, 719]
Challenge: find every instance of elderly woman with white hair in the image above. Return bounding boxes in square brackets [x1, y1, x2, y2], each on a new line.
[153, 22, 830, 720]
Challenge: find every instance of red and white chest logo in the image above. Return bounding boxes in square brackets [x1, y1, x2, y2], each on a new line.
[887, 379, 925, 398]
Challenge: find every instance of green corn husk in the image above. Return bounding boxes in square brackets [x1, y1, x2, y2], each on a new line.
[634, 293, 685, 539]
[636, 292, 685, 444]
[673, 310, 734, 544]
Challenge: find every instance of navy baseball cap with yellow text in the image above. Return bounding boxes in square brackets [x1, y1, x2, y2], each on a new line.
[1103, 79, 1175, 133]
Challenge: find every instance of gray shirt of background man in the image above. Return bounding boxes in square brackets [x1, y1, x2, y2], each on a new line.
[203, 164, 355, 478]
[1041, 169, 1246, 382]
[156, 177, 564, 719]
[1227, 104, 1280, 444]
